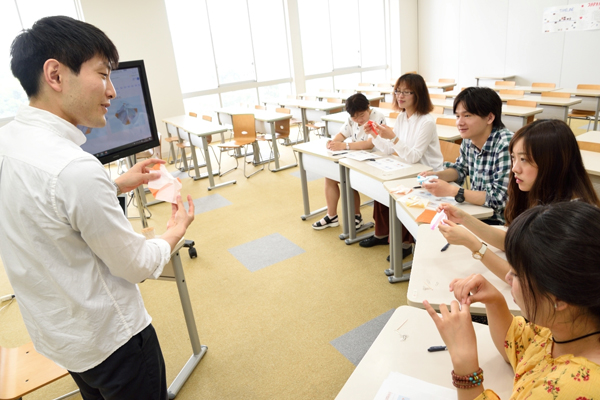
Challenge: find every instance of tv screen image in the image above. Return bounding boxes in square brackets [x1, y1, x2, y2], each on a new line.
[79, 60, 160, 165]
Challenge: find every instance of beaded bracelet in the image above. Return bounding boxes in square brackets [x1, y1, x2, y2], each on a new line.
[451, 368, 484, 389]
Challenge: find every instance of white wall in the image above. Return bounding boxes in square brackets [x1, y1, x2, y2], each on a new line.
[418, 0, 600, 88]
[390, 0, 419, 79]
[80, 0, 184, 151]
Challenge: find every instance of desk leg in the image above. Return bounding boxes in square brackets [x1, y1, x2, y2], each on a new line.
[167, 250, 207, 399]
[203, 136, 236, 191]
[188, 133, 203, 181]
[299, 153, 327, 220]
[302, 108, 309, 143]
[476, 78, 480, 87]
[177, 128, 192, 172]
[594, 97, 600, 131]
[339, 164, 350, 240]
[563, 105, 569, 122]
[165, 122, 177, 164]
[342, 167, 374, 244]
[387, 196, 411, 283]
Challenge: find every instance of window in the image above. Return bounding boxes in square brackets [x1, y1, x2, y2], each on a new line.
[0, 0, 80, 120]
[297, 0, 333, 76]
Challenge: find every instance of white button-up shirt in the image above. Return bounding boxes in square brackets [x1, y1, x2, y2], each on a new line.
[372, 111, 444, 171]
[0, 106, 171, 372]
[339, 109, 386, 142]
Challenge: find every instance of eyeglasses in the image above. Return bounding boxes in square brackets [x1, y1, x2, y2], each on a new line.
[394, 90, 414, 96]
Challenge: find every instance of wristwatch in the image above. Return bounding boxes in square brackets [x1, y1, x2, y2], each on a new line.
[472, 242, 488, 260]
[346, 142, 350, 150]
[455, 187, 465, 203]
[112, 180, 122, 196]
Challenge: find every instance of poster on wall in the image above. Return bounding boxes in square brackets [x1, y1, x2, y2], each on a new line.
[543, 2, 600, 32]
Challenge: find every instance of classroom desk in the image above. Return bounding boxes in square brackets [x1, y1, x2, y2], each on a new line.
[506, 95, 581, 122]
[339, 157, 431, 245]
[292, 139, 359, 239]
[213, 107, 294, 171]
[321, 111, 460, 142]
[277, 99, 348, 143]
[555, 88, 600, 130]
[487, 85, 560, 94]
[156, 238, 207, 399]
[407, 224, 520, 316]
[576, 131, 600, 191]
[162, 115, 233, 191]
[475, 74, 516, 86]
[383, 177, 493, 283]
[335, 306, 514, 400]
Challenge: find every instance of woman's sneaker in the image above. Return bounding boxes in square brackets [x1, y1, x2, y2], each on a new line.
[355, 214, 363, 229]
[312, 214, 339, 230]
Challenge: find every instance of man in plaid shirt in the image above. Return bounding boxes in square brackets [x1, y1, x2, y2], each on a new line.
[420, 87, 513, 225]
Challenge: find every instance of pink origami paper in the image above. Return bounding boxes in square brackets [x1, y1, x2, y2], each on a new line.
[148, 164, 182, 204]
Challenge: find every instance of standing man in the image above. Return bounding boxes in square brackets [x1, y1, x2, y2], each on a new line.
[0, 16, 194, 399]
[420, 87, 513, 225]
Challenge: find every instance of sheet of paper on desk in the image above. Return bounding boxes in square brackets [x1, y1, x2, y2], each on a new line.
[373, 371, 455, 400]
[366, 158, 409, 171]
[404, 189, 457, 209]
[345, 150, 381, 161]
[148, 164, 182, 204]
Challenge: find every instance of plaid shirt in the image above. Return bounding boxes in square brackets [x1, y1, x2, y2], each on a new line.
[445, 127, 513, 223]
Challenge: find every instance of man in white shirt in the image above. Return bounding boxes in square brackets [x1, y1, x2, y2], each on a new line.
[312, 93, 386, 230]
[0, 16, 194, 400]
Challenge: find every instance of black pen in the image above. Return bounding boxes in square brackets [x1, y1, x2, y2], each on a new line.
[335, 152, 348, 156]
[441, 243, 450, 252]
[413, 186, 422, 189]
[427, 345, 448, 352]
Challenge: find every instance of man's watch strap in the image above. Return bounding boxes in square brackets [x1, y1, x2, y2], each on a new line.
[455, 187, 465, 203]
[112, 181, 122, 196]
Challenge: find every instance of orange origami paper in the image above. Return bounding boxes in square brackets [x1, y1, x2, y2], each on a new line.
[147, 164, 182, 204]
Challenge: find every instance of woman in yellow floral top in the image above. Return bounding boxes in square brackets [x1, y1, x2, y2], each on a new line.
[424, 201, 600, 399]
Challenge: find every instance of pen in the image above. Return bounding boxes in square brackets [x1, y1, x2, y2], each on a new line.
[413, 186, 422, 189]
[441, 243, 450, 252]
[427, 345, 448, 352]
[335, 152, 348, 156]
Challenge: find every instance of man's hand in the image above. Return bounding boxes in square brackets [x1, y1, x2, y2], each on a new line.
[167, 195, 195, 234]
[326, 140, 347, 151]
[422, 178, 458, 197]
[115, 158, 165, 193]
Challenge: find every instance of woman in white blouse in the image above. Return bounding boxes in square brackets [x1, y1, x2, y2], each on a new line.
[360, 73, 443, 256]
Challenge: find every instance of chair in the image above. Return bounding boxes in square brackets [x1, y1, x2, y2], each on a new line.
[436, 117, 456, 127]
[340, 89, 355, 95]
[259, 111, 298, 171]
[438, 78, 455, 83]
[217, 114, 264, 178]
[389, 112, 400, 119]
[379, 102, 394, 109]
[507, 99, 538, 124]
[541, 91, 571, 99]
[326, 97, 345, 113]
[303, 95, 318, 101]
[433, 106, 445, 115]
[377, 83, 392, 88]
[532, 82, 556, 88]
[429, 93, 446, 100]
[0, 342, 79, 400]
[568, 84, 600, 130]
[439, 139, 460, 163]
[254, 105, 266, 110]
[499, 89, 525, 97]
[358, 83, 373, 87]
[495, 81, 516, 87]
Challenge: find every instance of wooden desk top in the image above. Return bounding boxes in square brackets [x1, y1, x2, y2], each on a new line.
[339, 157, 430, 183]
[162, 115, 229, 136]
[555, 88, 600, 98]
[335, 306, 514, 400]
[383, 177, 493, 224]
[408, 224, 520, 316]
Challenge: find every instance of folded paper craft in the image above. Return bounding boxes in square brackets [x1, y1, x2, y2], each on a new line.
[430, 210, 448, 230]
[391, 185, 412, 195]
[147, 164, 182, 204]
[404, 196, 429, 208]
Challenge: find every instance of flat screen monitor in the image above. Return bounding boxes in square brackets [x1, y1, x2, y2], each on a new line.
[79, 60, 160, 165]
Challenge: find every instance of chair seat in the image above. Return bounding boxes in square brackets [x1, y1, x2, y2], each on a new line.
[569, 109, 596, 118]
[0, 342, 69, 400]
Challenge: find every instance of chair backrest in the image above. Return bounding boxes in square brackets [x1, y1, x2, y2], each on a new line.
[436, 117, 456, 127]
[439, 78, 455, 83]
[319, 88, 330, 92]
[0, 342, 70, 400]
[377, 83, 392, 88]
[232, 114, 257, 140]
[507, 99, 537, 108]
[364, 91, 380, 96]
[202, 115, 212, 122]
[303, 96, 317, 101]
[274, 118, 290, 138]
[340, 89, 355, 94]
[275, 107, 291, 114]
[429, 93, 446, 99]
[255, 105, 266, 110]
[541, 91, 571, 99]
[578, 141, 600, 153]
[495, 81, 516, 87]
[433, 106, 445, 115]
[327, 98, 343, 104]
[403, 71, 418, 75]
[532, 82, 556, 88]
[577, 84, 600, 90]
[439, 140, 460, 163]
[499, 89, 525, 96]
[379, 102, 394, 109]
[389, 112, 400, 119]
[358, 82, 372, 87]
[189, 112, 198, 118]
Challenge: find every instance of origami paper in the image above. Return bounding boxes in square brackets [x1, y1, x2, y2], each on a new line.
[416, 175, 438, 185]
[147, 164, 182, 204]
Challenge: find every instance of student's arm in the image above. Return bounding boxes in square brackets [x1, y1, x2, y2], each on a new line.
[477, 138, 512, 213]
[439, 204, 507, 250]
[449, 274, 513, 363]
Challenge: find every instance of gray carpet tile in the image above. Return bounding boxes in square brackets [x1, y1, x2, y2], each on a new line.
[290, 170, 323, 182]
[184, 194, 232, 215]
[228, 233, 305, 272]
[330, 308, 395, 366]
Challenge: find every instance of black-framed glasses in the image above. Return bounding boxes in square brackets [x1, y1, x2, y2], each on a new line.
[394, 90, 414, 96]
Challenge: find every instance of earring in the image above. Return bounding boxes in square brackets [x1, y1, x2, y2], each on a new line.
[554, 303, 558, 309]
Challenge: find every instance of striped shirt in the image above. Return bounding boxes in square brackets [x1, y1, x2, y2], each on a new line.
[445, 127, 513, 223]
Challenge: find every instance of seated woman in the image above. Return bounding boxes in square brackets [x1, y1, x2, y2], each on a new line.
[437, 119, 599, 279]
[360, 73, 443, 255]
[425, 201, 600, 399]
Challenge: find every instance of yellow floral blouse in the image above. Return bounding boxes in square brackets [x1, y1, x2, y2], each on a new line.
[477, 316, 600, 399]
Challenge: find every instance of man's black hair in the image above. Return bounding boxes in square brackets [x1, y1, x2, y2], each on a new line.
[10, 16, 119, 98]
[345, 93, 370, 117]
[453, 87, 505, 130]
